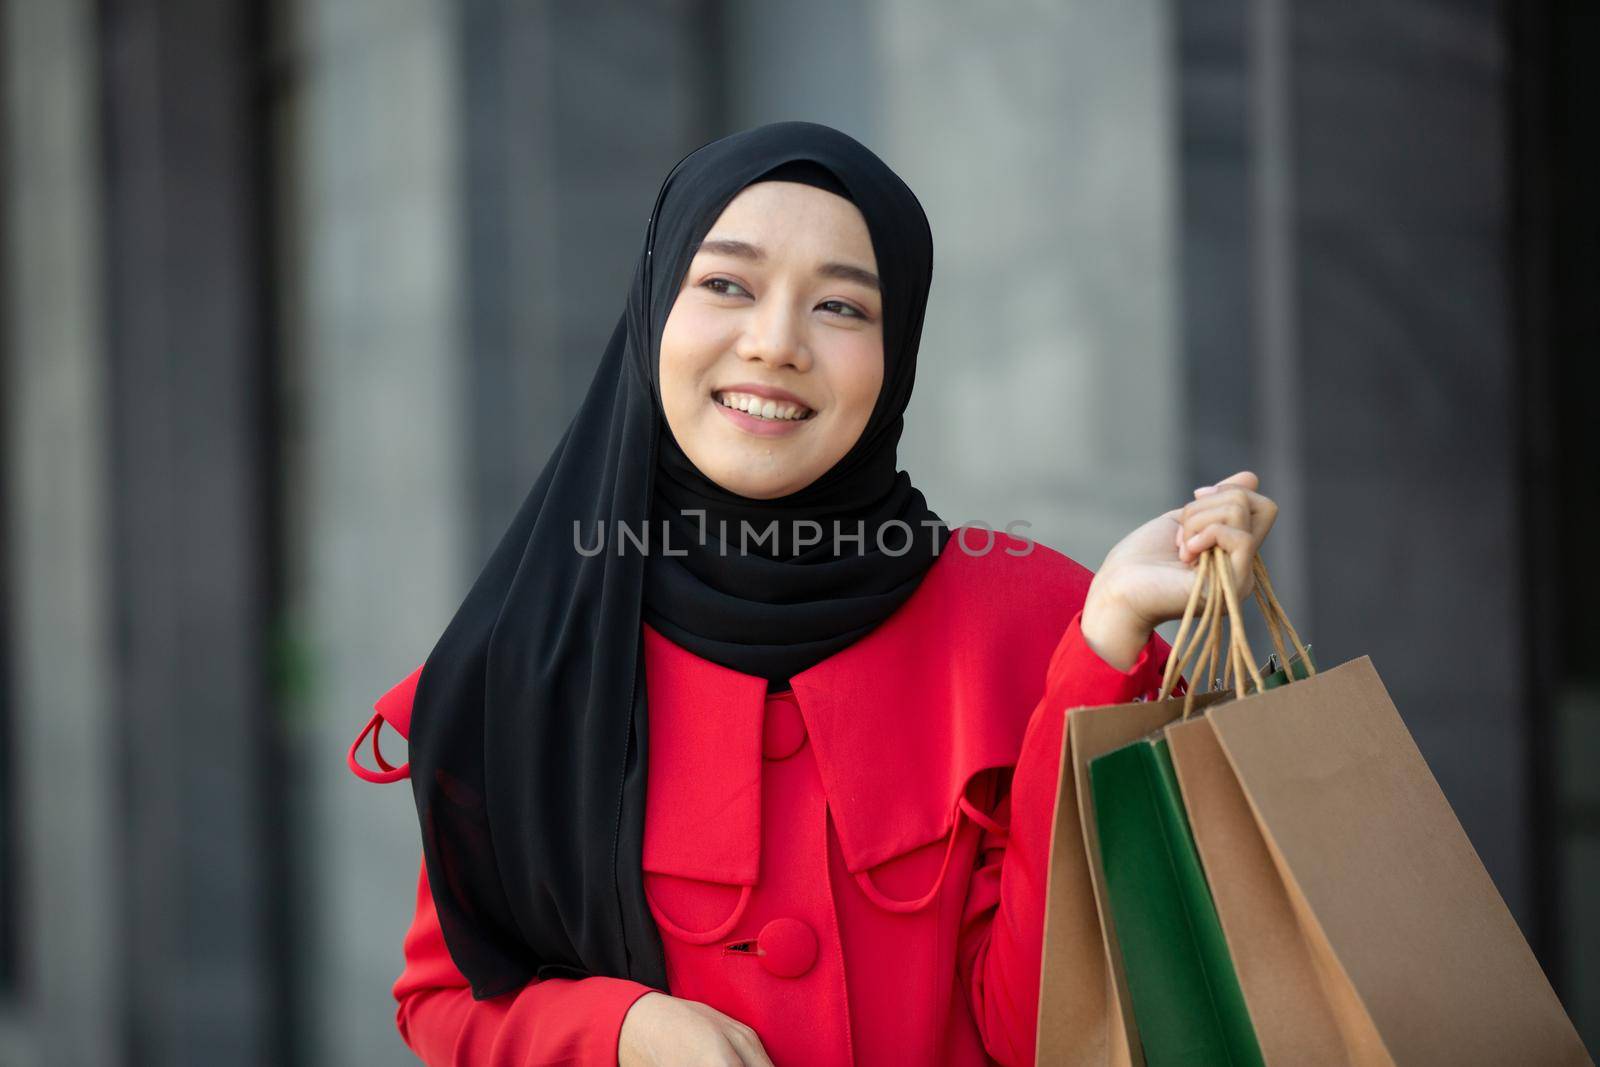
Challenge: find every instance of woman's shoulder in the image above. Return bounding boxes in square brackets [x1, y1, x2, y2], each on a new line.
[917, 525, 1096, 643]
[943, 524, 1095, 598]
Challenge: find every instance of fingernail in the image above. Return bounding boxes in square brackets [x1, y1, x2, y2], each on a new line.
[1194, 485, 1218, 497]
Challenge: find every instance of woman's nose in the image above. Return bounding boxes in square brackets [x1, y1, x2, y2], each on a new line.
[735, 297, 811, 372]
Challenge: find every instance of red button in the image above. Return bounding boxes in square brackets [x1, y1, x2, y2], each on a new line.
[756, 917, 817, 978]
[762, 693, 807, 760]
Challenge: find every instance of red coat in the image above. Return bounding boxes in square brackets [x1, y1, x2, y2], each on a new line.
[349, 529, 1177, 1065]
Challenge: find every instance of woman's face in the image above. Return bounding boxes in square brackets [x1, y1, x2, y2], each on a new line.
[659, 179, 885, 500]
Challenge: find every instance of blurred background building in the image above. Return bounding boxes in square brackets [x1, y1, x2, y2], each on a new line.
[0, 0, 1594, 1063]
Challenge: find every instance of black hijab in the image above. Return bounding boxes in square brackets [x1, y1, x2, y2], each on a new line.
[406, 121, 951, 1000]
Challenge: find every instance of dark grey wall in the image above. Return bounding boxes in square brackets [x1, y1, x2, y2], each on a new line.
[1517, 1, 1600, 1046]
[98, 0, 275, 1064]
[1180, 0, 1533, 938]
[1294, 0, 1530, 923]
[457, 0, 723, 560]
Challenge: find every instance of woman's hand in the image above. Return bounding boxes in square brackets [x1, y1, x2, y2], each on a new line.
[1081, 471, 1278, 671]
[619, 991, 776, 1066]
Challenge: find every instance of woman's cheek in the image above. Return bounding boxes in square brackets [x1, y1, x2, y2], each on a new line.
[835, 335, 886, 415]
[660, 321, 715, 398]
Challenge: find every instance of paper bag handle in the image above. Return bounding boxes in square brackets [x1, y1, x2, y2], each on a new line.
[1157, 545, 1314, 711]
[1242, 553, 1313, 689]
[1157, 548, 1234, 716]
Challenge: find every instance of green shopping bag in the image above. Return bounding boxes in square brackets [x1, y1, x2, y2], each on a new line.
[1090, 731, 1264, 1067]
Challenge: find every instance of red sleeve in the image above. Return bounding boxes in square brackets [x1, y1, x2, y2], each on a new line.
[957, 608, 1178, 1066]
[392, 855, 657, 1066]
[359, 672, 657, 1065]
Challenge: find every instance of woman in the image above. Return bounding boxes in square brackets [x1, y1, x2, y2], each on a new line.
[347, 121, 1278, 1066]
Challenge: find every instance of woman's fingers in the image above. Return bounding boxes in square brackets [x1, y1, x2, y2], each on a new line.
[726, 1030, 774, 1062]
[1180, 500, 1275, 550]
[1174, 473, 1276, 594]
[724, 1023, 776, 1067]
[1178, 502, 1247, 562]
[1183, 525, 1257, 599]
[1181, 486, 1278, 545]
[1188, 485, 1273, 528]
[1195, 470, 1259, 495]
[1181, 501, 1249, 543]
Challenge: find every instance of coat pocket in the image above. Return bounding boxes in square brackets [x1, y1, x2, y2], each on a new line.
[848, 771, 1008, 915]
[638, 752, 760, 944]
[642, 865, 755, 944]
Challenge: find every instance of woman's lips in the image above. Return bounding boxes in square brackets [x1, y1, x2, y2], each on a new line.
[711, 394, 814, 437]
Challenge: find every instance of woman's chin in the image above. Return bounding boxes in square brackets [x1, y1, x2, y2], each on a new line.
[718, 475, 805, 501]
[696, 457, 813, 501]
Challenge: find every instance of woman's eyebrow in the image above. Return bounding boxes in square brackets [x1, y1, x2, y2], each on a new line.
[697, 237, 881, 293]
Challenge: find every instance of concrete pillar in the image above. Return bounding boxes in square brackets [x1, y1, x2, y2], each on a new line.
[0, 1, 121, 1064]
[278, 2, 468, 1064]
[877, 0, 1183, 565]
[96, 0, 277, 1061]
[720, 1, 1184, 572]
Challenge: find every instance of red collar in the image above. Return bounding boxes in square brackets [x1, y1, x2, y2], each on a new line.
[640, 529, 1092, 881]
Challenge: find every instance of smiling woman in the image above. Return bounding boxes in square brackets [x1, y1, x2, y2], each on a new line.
[348, 121, 1277, 1067]
[660, 177, 885, 499]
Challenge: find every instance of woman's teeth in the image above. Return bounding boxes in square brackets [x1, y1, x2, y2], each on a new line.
[715, 391, 813, 421]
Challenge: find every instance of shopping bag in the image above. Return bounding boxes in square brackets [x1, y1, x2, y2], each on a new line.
[1035, 548, 1247, 1067]
[1161, 549, 1592, 1066]
[1037, 686, 1240, 1066]
[1151, 554, 1362, 1065]
[1039, 545, 1591, 1066]
[1164, 710, 1380, 1064]
[1090, 730, 1264, 1066]
[1190, 684, 1589, 1062]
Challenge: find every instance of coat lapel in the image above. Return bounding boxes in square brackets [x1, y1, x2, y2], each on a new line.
[640, 623, 767, 884]
[640, 530, 1094, 881]
[790, 534, 1090, 873]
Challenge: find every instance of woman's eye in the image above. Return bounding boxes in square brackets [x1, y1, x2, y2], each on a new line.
[702, 277, 751, 299]
[701, 278, 867, 322]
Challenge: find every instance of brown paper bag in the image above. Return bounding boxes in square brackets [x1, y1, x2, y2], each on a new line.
[1165, 712, 1391, 1065]
[1037, 548, 1591, 1066]
[1188, 654, 1591, 1066]
[1035, 688, 1234, 1066]
[1035, 546, 1241, 1067]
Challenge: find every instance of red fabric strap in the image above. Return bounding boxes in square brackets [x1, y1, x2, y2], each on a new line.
[348, 709, 410, 783]
[347, 664, 423, 784]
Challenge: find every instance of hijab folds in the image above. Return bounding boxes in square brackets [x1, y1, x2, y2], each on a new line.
[406, 121, 951, 999]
